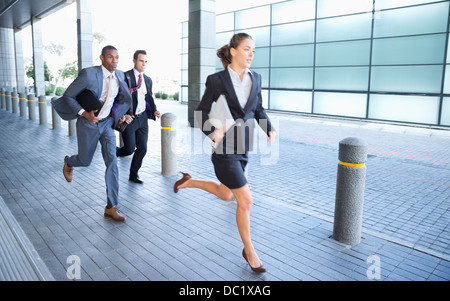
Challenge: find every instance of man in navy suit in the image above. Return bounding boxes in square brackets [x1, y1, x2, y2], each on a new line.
[52, 45, 132, 221]
[116, 50, 160, 184]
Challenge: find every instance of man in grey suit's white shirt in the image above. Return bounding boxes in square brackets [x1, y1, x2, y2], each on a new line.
[52, 45, 132, 221]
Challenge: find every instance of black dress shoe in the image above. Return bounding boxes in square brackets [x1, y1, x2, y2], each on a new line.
[129, 176, 143, 184]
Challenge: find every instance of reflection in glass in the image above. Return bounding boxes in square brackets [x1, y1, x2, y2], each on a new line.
[316, 13, 372, 42]
[373, 2, 448, 37]
[315, 67, 369, 91]
[372, 34, 446, 65]
[272, 0, 316, 23]
[316, 40, 371, 66]
[235, 6, 270, 29]
[371, 65, 443, 93]
[270, 68, 313, 89]
[271, 21, 315, 46]
[270, 90, 312, 112]
[313, 92, 367, 118]
[271, 44, 314, 67]
[369, 94, 439, 124]
[317, 0, 373, 18]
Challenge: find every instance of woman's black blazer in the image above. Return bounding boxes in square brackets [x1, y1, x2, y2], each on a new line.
[196, 69, 273, 155]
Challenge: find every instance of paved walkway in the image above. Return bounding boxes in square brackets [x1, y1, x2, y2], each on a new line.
[0, 99, 449, 283]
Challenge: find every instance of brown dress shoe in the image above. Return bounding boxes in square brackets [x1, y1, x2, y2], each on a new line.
[173, 172, 191, 193]
[104, 206, 126, 222]
[242, 248, 267, 273]
[63, 156, 73, 183]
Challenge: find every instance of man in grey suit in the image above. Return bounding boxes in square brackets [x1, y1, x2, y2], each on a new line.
[52, 45, 132, 221]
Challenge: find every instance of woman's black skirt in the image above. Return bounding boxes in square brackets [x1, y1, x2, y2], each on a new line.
[211, 153, 248, 189]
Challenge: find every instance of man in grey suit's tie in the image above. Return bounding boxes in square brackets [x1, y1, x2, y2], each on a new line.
[52, 45, 133, 221]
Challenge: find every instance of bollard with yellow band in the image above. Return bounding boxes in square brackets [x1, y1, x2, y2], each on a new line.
[38, 95, 48, 125]
[5, 91, 11, 112]
[0, 88, 4, 109]
[332, 137, 368, 246]
[161, 112, 177, 176]
[27, 93, 36, 120]
[11, 91, 19, 114]
[19, 93, 27, 117]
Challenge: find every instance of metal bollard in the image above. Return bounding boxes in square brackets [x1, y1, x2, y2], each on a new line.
[5, 90, 11, 112]
[11, 90, 19, 114]
[332, 137, 368, 246]
[161, 112, 177, 176]
[38, 95, 47, 125]
[27, 94, 36, 120]
[19, 92, 27, 117]
[68, 119, 76, 136]
[51, 97, 61, 130]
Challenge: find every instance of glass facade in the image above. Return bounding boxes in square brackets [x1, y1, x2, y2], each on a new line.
[181, 0, 450, 126]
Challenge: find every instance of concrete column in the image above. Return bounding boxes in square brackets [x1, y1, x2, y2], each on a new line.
[14, 29, 26, 94]
[77, 0, 93, 70]
[31, 17, 45, 98]
[0, 27, 17, 90]
[188, 0, 216, 128]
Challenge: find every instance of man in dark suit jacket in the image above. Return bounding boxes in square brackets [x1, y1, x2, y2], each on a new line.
[52, 45, 132, 221]
[116, 50, 160, 184]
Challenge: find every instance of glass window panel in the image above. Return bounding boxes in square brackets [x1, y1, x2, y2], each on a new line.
[444, 65, 450, 94]
[271, 21, 315, 46]
[315, 67, 369, 91]
[217, 13, 234, 32]
[441, 98, 450, 126]
[272, 0, 316, 24]
[182, 21, 188, 38]
[317, 0, 373, 18]
[271, 45, 314, 67]
[316, 14, 372, 42]
[216, 31, 234, 49]
[262, 89, 269, 108]
[313, 92, 367, 118]
[181, 86, 188, 102]
[269, 90, 312, 112]
[368, 95, 439, 124]
[270, 68, 313, 89]
[316, 40, 371, 66]
[181, 54, 188, 69]
[378, 0, 442, 10]
[181, 37, 188, 54]
[372, 34, 446, 65]
[243, 26, 270, 47]
[252, 47, 270, 68]
[373, 2, 449, 37]
[370, 65, 443, 93]
[235, 6, 270, 30]
[252, 68, 270, 88]
[181, 70, 188, 86]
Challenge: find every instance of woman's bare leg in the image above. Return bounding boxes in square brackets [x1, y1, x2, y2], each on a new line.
[231, 184, 262, 269]
[178, 178, 233, 201]
[177, 178, 262, 268]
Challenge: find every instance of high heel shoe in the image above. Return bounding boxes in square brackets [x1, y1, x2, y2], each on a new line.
[173, 172, 191, 193]
[242, 248, 267, 273]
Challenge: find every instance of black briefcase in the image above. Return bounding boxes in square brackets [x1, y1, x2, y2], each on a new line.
[76, 89, 102, 116]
